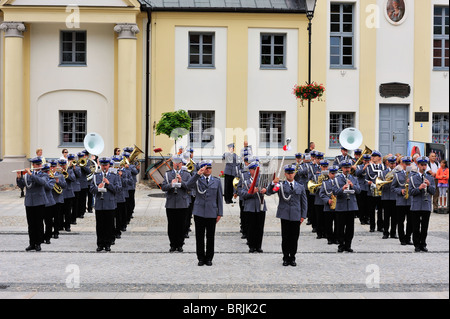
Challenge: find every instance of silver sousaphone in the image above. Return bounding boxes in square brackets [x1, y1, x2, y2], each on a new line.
[83, 132, 104, 181]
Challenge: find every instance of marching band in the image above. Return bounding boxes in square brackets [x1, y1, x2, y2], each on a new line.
[15, 134, 439, 266]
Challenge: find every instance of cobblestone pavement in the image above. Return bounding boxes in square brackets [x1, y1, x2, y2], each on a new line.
[0, 186, 448, 300]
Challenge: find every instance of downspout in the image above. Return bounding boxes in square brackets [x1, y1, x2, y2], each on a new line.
[143, 3, 151, 179]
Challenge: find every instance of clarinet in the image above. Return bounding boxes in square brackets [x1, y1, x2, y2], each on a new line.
[100, 171, 105, 200]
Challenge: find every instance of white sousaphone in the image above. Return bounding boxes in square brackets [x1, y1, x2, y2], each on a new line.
[83, 132, 104, 180]
[339, 127, 363, 151]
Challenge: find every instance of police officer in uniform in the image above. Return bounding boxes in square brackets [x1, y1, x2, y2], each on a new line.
[77, 151, 91, 219]
[90, 157, 120, 252]
[49, 160, 66, 239]
[223, 143, 240, 204]
[354, 154, 371, 225]
[380, 156, 398, 239]
[41, 163, 56, 245]
[391, 156, 414, 246]
[267, 165, 308, 266]
[60, 159, 76, 232]
[237, 161, 267, 253]
[161, 155, 192, 253]
[332, 160, 361, 253]
[319, 165, 339, 245]
[187, 160, 223, 266]
[365, 150, 385, 232]
[68, 153, 81, 224]
[409, 156, 436, 252]
[16, 157, 47, 251]
[333, 146, 353, 166]
[313, 159, 330, 240]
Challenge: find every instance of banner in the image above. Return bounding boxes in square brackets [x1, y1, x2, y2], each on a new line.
[426, 143, 447, 162]
[407, 141, 425, 158]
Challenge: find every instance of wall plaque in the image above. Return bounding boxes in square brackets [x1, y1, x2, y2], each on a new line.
[379, 82, 411, 98]
[415, 112, 429, 122]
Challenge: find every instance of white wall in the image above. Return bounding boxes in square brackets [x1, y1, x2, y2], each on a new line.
[247, 28, 299, 158]
[430, 0, 450, 116]
[326, 0, 360, 158]
[29, 22, 115, 159]
[174, 26, 228, 157]
[376, 0, 415, 144]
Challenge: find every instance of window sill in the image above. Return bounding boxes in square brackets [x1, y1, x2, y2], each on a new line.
[260, 66, 287, 70]
[188, 66, 216, 70]
[432, 68, 449, 72]
[58, 64, 87, 67]
[329, 66, 357, 70]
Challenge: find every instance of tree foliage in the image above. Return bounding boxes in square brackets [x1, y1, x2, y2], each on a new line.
[155, 109, 192, 140]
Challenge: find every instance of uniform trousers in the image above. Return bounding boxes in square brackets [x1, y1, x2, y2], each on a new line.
[224, 175, 234, 203]
[185, 196, 195, 236]
[247, 211, 266, 250]
[167, 208, 188, 249]
[43, 205, 55, 241]
[53, 203, 63, 235]
[356, 190, 369, 223]
[78, 188, 88, 217]
[324, 210, 336, 243]
[62, 197, 74, 229]
[71, 191, 80, 222]
[307, 194, 316, 229]
[397, 205, 412, 244]
[335, 211, 355, 250]
[280, 219, 301, 262]
[368, 195, 383, 231]
[115, 202, 127, 235]
[240, 203, 249, 238]
[25, 205, 44, 246]
[411, 211, 431, 249]
[382, 200, 397, 237]
[194, 215, 217, 262]
[126, 189, 136, 221]
[315, 204, 325, 237]
[95, 210, 115, 248]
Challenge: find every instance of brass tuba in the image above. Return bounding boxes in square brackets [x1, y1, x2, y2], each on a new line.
[186, 158, 196, 173]
[129, 144, 144, 166]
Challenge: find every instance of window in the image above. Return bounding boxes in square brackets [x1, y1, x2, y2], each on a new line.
[60, 31, 87, 65]
[432, 113, 449, 146]
[260, 33, 286, 69]
[330, 3, 354, 68]
[433, 6, 449, 69]
[189, 111, 215, 148]
[329, 112, 355, 148]
[259, 111, 285, 147]
[60, 111, 87, 146]
[189, 32, 215, 67]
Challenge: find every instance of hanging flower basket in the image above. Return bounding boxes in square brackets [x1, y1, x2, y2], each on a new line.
[292, 82, 325, 107]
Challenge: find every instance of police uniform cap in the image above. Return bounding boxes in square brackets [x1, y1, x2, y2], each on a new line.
[248, 161, 259, 170]
[340, 160, 352, 168]
[284, 164, 296, 172]
[417, 156, 429, 164]
[387, 156, 397, 163]
[319, 160, 329, 166]
[401, 156, 412, 163]
[41, 163, 51, 171]
[371, 150, 382, 157]
[99, 157, 111, 164]
[67, 153, 76, 160]
[30, 157, 43, 164]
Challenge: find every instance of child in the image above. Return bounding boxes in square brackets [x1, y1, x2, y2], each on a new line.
[436, 160, 448, 209]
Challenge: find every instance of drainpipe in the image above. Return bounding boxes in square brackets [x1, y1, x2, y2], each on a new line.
[142, 3, 151, 179]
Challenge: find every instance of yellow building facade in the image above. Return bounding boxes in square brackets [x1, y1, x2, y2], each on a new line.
[0, 0, 448, 184]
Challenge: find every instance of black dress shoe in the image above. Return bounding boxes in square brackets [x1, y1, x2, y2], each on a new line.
[415, 247, 421, 252]
[338, 247, 344, 253]
[256, 248, 263, 253]
[169, 247, 176, 253]
[406, 241, 414, 245]
[345, 248, 354, 253]
[65, 228, 71, 232]
[382, 235, 389, 239]
[45, 239, 51, 244]
[198, 261, 205, 266]
[96, 246, 104, 252]
[328, 240, 333, 245]
[25, 245, 35, 251]
[369, 229, 375, 232]
[282, 261, 289, 266]
[391, 235, 398, 239]
[35, 244, 41, 251]
[290, 261, 297, 267]
[249, 248, 256, 253]
[420, 247, 429, 252]
[177, 247, 184, 252]
[105, 246, 111, 252]
[53, 234, 59, 239]
[205, 261, 213, 266]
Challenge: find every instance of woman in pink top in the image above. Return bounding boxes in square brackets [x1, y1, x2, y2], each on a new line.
[436, 160, 448, 208]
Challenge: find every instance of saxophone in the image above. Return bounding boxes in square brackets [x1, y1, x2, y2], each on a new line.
[330, 195, 337, 210]
[403, 170, 410, 200]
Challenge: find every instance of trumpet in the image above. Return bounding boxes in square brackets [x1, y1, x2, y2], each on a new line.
[78, 158, 87, 167]
[12, 167, 41, 173]
[186, 158, 196, 173]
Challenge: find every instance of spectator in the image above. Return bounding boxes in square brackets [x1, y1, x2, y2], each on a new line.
[436, 160, 448, 210]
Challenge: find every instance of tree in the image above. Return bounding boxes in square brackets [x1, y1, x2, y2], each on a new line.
[155, 110, 191, 150]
